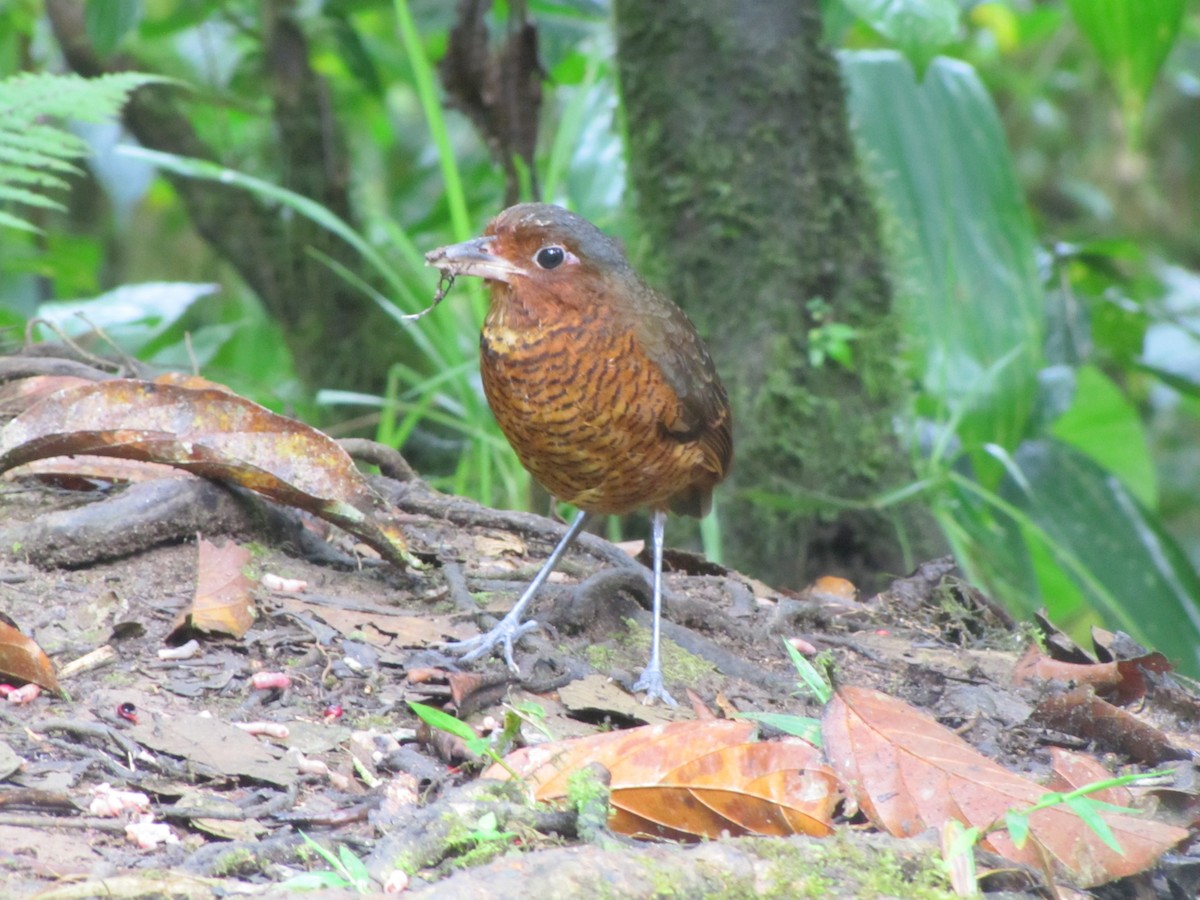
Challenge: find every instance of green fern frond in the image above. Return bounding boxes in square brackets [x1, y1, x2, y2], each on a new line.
[0, 72, 167, 232]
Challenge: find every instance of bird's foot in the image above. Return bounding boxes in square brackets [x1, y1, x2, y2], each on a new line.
[443, 614, 541, 673]
[632, 664, 678, 707]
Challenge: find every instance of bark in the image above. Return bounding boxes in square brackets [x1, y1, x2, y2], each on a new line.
[614, 0, 939, 588]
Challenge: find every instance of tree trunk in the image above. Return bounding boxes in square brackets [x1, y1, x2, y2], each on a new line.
[614, 0, 938, 588]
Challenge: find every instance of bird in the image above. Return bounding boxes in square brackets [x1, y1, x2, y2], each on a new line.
[425, 203, 732, 705]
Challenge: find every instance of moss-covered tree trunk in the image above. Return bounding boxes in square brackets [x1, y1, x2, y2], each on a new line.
[614, 0, 936, 588]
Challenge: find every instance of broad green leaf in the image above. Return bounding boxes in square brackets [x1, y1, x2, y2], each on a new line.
[1066, 0, 1185, 140]
[841, 52, 1045, 484]
[33, 282, 218, 354]
[1049, 365, 1157, 508]
[281, 872, 349, 890]
[85, 0, 142, 57]
[938, 442, 1200, 679]
[842, 0, 960, 74]
[1002, 440, 1200, 677]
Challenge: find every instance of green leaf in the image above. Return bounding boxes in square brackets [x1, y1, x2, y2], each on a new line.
[85, 0, 142, 57]
[1064, 795, 1124, 854]
[1066, 0, 1185, 140]
[1049, 365, 1157, 508]
[281, 872, 349, 890]
[0, 72, 165, 232]
[841, 52, 1045, 482]
[842, 0, 960, 74]
[338, 845, 370, 883]
[783, 637, 833, 704]
[33, 283, 218, 355]
[1001, 440, 1200, 676]
[298, 832, 341, 869]
[1005, 809, 1029, 849]
[734, 712, 823, 746]
[408, 701, 483, 748]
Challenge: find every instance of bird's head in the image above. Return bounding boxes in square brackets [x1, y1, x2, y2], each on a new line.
[425, 204, 632, 295]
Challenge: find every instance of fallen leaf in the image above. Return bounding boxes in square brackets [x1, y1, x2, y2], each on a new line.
[0, 379, 417, 567]
[1032, 685, 1188, 765]
[173, 539, 255, 639]
[1012, 645, 1122, 691]
[473, 532, 526, 558]
[1012, 645, 1173, 707]
[128, 709, 292, 786]
[0, 620, 60, 694]
[269, 594, 471, 649]
[485, 719, 837, 840]
[823, 684, 1187, 887]
[1046, 747, 1133, 806]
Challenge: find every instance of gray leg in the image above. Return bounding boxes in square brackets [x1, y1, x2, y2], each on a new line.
[632, 509, 677, 706]
[445, 509, 589, 672]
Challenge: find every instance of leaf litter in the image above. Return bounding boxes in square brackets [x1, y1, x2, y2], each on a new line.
[0, 367, 1197, 897]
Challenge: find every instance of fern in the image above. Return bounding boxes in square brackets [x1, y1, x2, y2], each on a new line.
[0, 72, 166, 232]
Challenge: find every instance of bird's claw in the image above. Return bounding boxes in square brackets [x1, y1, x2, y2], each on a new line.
[632, 666, 678, 707]
[444, 617, 541, 673]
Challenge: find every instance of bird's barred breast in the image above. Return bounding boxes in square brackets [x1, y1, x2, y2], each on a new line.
[481, 320, 709, 516]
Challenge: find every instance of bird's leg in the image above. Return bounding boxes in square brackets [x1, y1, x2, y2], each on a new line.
[445, 509, 590, 672]
[632, 509, 678, 706]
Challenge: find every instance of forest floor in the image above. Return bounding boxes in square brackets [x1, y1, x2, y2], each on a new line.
[0, 458, 1197, 898]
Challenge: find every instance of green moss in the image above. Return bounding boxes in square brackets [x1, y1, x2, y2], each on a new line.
[619, 619, 714, 684]
[753, 836, 955, 900]
[210, 847, 257, 877]
[584, 642, 618, 671]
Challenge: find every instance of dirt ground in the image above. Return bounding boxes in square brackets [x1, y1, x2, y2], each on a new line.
[0, 465, 1197, 898]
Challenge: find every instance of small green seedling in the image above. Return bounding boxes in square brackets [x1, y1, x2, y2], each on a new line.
[408, 700, 521, 780]
[943, 768, 1175, 895]
[1003, 770, 1170, 854]
[282, 831, 371, 894]
[735, 638, 834, 745]
[463, 811, 516, 847]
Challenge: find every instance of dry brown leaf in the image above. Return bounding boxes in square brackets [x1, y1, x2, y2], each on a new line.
[1012, 645, 1122, 690]
[0, 375, 94, 415]
[269, 595, 470, 649]
[0, 379, 417, 567]
[1032, 685, 1186, 766]
[153, 372, 236, 392]
[823, 684, 1187, 888]
[1013, 645, 1175, 709]
[473, 532, 526, 558]
[5, 456, 189, 486]
[173, 539, 256, 638]
[0, 620, 60, 693]
[657, 739, 838, 837]
[487, 720, 753, 795]
[1047, 747, 1133, 806]
[485, 720, 837, 840]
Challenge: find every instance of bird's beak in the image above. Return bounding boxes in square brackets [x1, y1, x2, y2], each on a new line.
[425, 236, 527, 284]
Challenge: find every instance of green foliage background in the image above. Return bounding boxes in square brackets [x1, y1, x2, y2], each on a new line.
[3, 0, 1200, 672]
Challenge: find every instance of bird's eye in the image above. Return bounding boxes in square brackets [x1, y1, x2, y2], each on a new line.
[534, 246, 566, 270]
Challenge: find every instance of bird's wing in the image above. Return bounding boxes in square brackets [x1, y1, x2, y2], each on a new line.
[626, 284, 733, 483]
